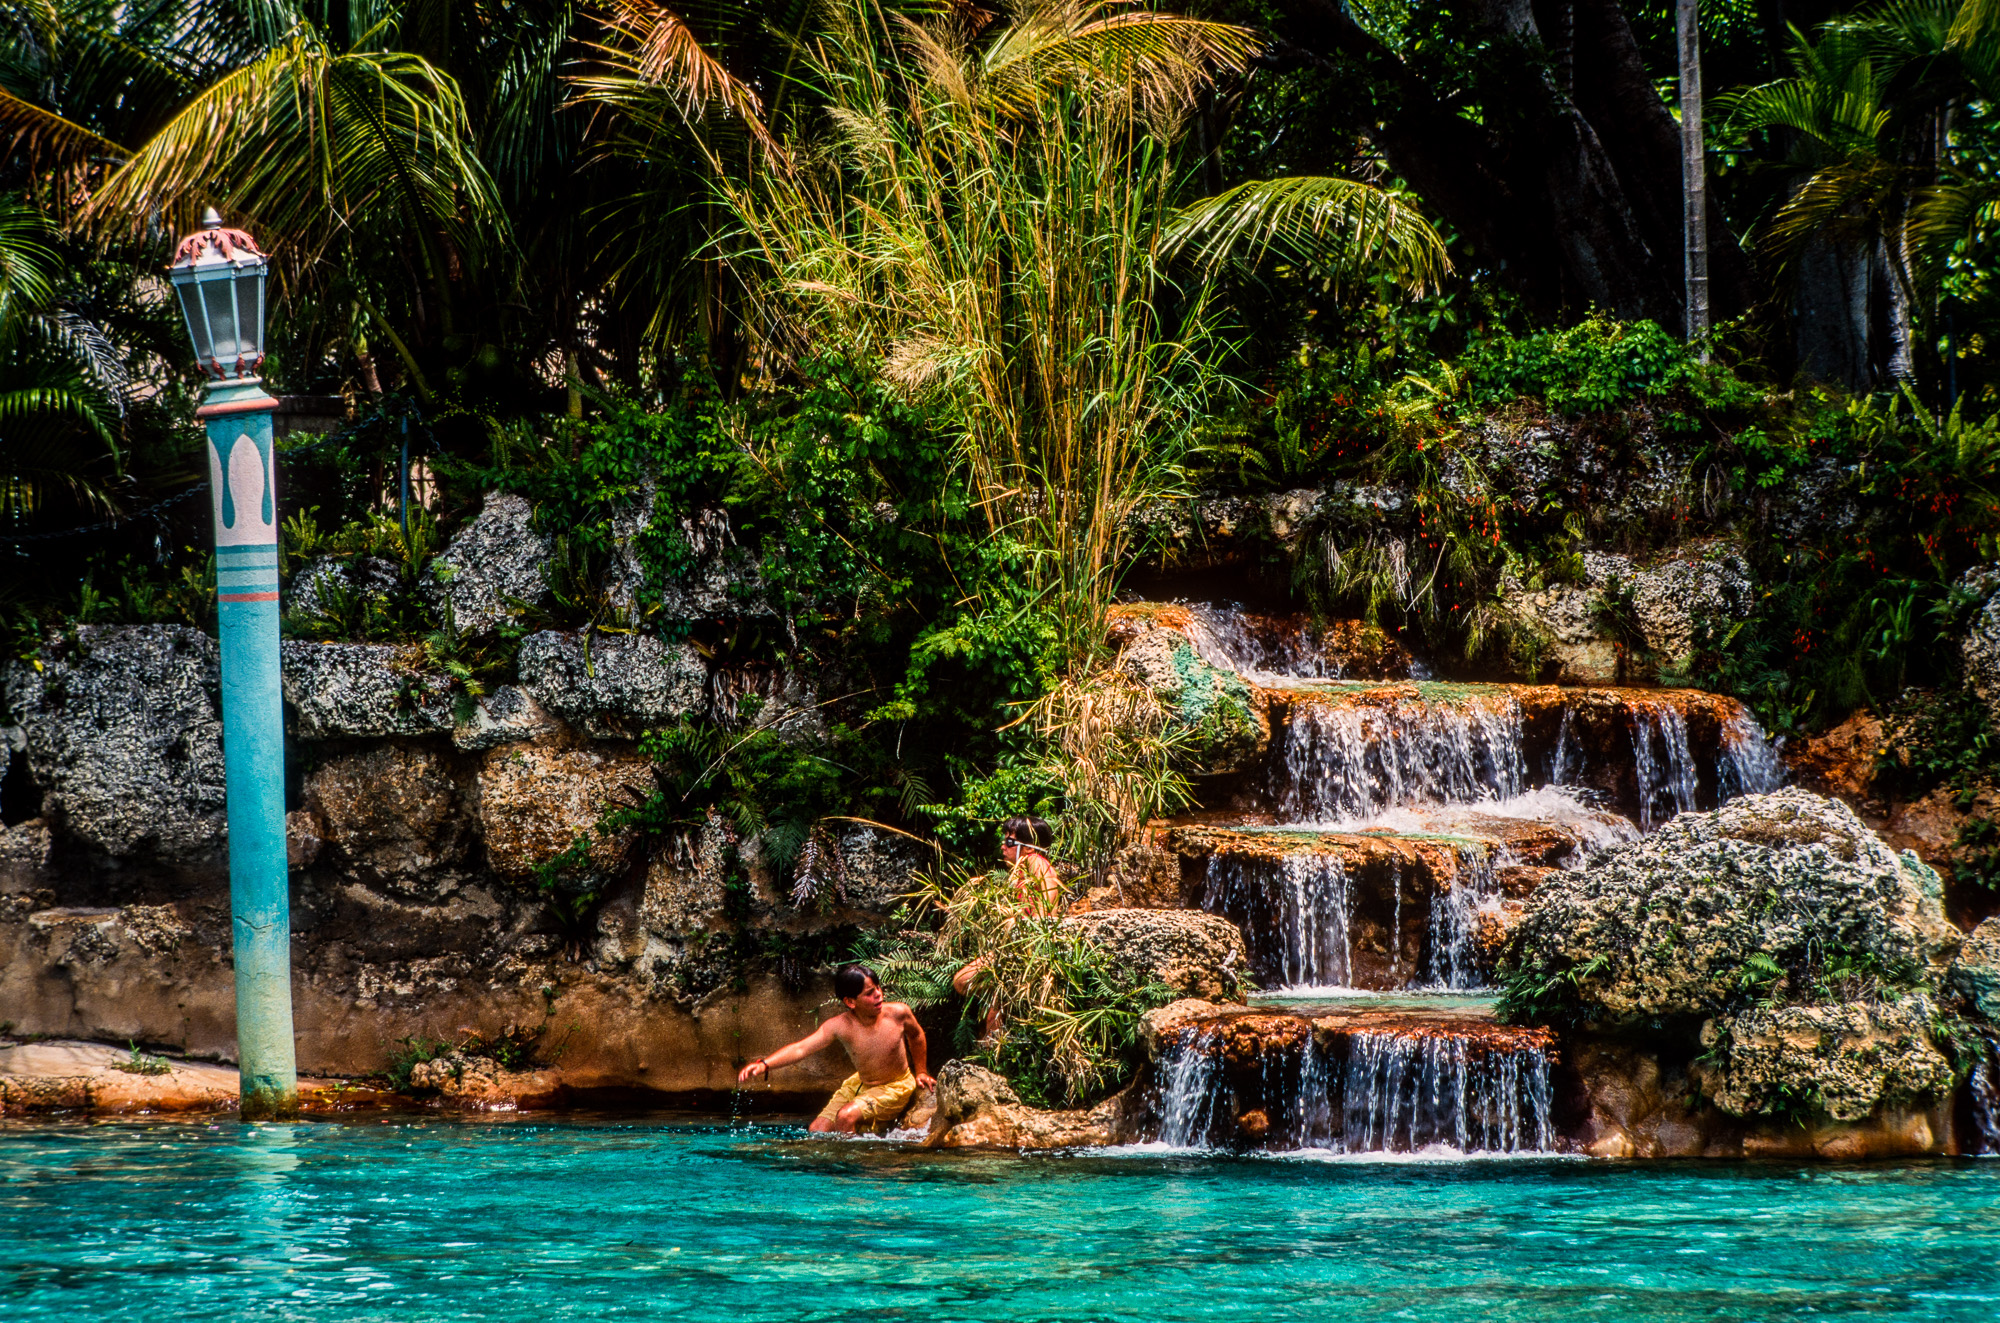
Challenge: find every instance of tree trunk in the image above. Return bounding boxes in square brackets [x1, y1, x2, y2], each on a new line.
[1677, 0, 1710, 349]
[1268, 0, 1751, 327]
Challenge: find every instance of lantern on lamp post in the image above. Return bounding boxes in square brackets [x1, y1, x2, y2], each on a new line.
[168, 207, 297, 1120]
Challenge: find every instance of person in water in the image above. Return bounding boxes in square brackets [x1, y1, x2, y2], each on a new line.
[736, 963, 933, 1133]
[951, 816, 1063, 1035]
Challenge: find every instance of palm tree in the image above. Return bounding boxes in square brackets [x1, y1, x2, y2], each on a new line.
[1722, 0, 2000, 387]
[0, 196, 126, 522]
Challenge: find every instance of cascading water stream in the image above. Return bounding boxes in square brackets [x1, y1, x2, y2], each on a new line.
[1151, 1023, 1557, 1154]
[1969, 1030, 2000, 1157]
[1630, 703, 1700, 830]
[1275, 696, 1529, 823]
[1424, 846, 1502, 990]
[1203, 853, 1356, 988]
[1717, 705, 1786, 802]
[1181, 603, 1345, 679]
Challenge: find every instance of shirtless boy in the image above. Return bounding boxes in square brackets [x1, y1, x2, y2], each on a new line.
[736, 964, 934, 1133]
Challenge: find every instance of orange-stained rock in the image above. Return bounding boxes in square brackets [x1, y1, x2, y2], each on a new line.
[1786, 711, 1884, 803]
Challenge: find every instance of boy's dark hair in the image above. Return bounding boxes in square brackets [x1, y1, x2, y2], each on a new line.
[835, 964, 880, 1001]
[1003, 815, 1054, 850]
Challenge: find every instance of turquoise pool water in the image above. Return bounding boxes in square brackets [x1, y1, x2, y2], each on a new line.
[4, 1116, 1997, 1321]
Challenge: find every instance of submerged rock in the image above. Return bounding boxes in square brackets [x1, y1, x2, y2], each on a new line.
[2, 626, 225, 863]
[1063, 908, 1249, 1001]
[923, 1060, 1119, 1149]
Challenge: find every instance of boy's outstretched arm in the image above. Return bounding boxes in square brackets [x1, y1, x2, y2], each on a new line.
[900, 1007, 934, 1090]
[737, 1019, 837, 1084]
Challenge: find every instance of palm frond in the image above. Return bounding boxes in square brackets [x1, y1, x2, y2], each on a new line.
[1163, 175, 1452, 296]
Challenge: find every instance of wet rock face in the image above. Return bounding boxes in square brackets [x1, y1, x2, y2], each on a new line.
[1506, 788, 1960, 1028]
[420, 490, 551, 634]
[1696, 996, 1955, 1123]
[1115, 626, 1268, 772]
[282, 642, 455, 740]
[1953, 918, 2000, 1022]
[2, 626, 225, 863]
[475, 737, 654, 884]
[516, 632, 707, 740]
[1061, 908, 1249, 1000]
[304, 743, 473, 889]
[1961, 565, 2000, 729]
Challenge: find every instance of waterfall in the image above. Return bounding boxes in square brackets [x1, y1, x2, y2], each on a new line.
[1150, 1022, 1558, 1154]
[1970, 1030, 2000, 1157]
[1155, 1030, 1223, 1148]
[1203, 852, 1356, 988]
[1424, 846, 1500, 990]
[1326, 1031, 1554, 1154]
[1717, 705, 1786, 802]
[1183, 603, 1342, 679]
[1549, 708, 1582, 785]
[1630, 703, 1699, 830]
[1275, 695, 1529, 823]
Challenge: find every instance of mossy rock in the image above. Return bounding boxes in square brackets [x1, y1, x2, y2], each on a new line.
[1117, 627, 1269, 774]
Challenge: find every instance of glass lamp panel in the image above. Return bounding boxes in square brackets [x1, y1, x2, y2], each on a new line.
[236, 267, 266, 362]
[173, 276, 215, 364]
[200, 275, 241, 367]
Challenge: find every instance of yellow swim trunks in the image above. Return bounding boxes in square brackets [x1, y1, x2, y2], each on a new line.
[815, 1071, 917, 1130]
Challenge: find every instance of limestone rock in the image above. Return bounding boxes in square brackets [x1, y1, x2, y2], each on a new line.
[421, 490, 550, 634]
[304, 743, 472, 887]
[1498, 542, 1752, 683]
[836, 822, 929, 912]
[1115, 627, 1268, 772]
[1062, 909, 1249, 1000]
[1958, 564, 2000, 729]
[1138, 998, 1248, 1054]
[924, 1060, 1116, 1149]
[1629, 542, 1754, 666]
[0, 1039, 238, 1116]
[285, 808, 324, 872]
[2, 626, 225, 862]
[606, 501, 773, 623]
[286, 554, 399, 622]
[1952, 918, 2000, 1022]
[451, 685, 560, 752]
[282, 641, 454, 739]
[406, 1052, 566, 1111]
[1503, 788, 1961, 1028]
[637, 815, 736, 936]
[516, 631, 706, 739]
[1697, 996, 1956, 1123]
[475, 738, 653, 883]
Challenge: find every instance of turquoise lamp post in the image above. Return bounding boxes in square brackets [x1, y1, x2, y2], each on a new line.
[168, 208, 298, 1120]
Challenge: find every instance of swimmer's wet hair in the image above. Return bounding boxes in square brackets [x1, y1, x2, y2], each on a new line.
[1003, 815, 1054, 850]
[835, 964, 880, 1000]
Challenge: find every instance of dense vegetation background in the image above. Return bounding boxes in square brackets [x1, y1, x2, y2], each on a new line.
[4, 0, 1998, 899]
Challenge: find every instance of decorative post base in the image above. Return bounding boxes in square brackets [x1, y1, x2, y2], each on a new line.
[200, 377, 300, 1120]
